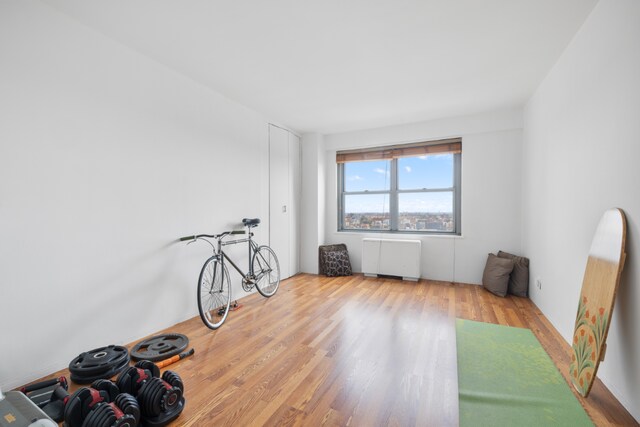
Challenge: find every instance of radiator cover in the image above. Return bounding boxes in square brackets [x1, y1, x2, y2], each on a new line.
[361, 238, 421, 281]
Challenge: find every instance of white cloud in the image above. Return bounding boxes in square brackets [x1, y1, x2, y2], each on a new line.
[418, 153, 452, 160]
[405, 166, 412, 173]
[347, 175, 363, 181]
[373, 168, 390, 175]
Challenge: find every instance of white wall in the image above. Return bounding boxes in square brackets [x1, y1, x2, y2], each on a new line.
[0, 0, 272, 390]
[312, 109, 523, 284]
[522, 0, 640, 420]
[300, 133, 325, 273]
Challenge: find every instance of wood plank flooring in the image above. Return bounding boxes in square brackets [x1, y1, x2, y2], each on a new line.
[36, 274, 637, 426]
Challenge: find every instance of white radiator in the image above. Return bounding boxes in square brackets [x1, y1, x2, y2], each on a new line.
[361, 238, 421, 281]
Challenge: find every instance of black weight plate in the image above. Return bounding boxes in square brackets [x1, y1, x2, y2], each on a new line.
[70, 355, 131, 384]
[69, 345, 130, 377]
[131, 334, 188, 362]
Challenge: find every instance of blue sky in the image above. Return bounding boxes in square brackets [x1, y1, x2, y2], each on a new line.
[344, 160, 391, 192]
[344, 155, 454, 213]
[398, 155, 453, 189]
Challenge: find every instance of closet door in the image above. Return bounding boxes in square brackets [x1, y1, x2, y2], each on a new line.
[269, 125, 291, 278]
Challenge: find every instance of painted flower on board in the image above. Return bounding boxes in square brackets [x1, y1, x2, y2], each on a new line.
[580, 329, 585, 337]
[591, 352, 596, 361]
[585, 310, 590, 319]
[583, 296, 588, 304]
[588, 335, 594, 344]
[591, 315, 596, 324]
[599, 307, 605, 316]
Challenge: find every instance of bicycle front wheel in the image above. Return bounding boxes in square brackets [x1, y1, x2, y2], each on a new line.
[252, 245, 280, 297]
[197, 255, 231, 329]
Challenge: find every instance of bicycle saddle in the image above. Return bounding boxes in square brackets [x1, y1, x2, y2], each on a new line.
[242, 218, 260, 227]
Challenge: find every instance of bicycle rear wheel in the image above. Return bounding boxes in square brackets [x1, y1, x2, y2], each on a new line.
[197, 255, 231, 329]
[252, 246, 280, 297]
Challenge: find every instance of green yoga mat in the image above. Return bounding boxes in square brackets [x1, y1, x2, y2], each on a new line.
[456, 319, 593, 426]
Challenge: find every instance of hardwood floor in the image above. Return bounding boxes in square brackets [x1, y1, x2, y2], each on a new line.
[39, 274, 637, 426]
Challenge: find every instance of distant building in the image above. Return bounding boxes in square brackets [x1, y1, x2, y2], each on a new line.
[343, 212, 453, 232]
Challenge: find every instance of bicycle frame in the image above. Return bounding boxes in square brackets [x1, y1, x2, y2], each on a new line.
[217, 231, 259, 279]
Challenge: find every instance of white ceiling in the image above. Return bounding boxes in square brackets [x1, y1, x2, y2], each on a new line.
[42, 0, 597, 134]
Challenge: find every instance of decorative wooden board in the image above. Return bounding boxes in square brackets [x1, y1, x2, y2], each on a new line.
[570, 208, 627, 397]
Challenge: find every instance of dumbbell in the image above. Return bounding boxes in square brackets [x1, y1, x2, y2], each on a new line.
[63, 380, 140, 427]
[116, 361, 185, 427]
[79, 394, 140, 427]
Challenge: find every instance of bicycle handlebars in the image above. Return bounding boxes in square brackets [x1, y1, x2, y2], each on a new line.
[179, 230, 246, 242]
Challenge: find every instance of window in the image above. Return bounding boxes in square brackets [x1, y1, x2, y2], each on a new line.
[337, 138, 461, 234]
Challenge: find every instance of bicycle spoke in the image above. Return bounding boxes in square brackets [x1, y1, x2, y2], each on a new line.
[252, 246, 280, 298]
[198, 256, 231, 329]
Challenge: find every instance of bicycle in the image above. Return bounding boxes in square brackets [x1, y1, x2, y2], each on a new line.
[179, 218, 280, 330]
